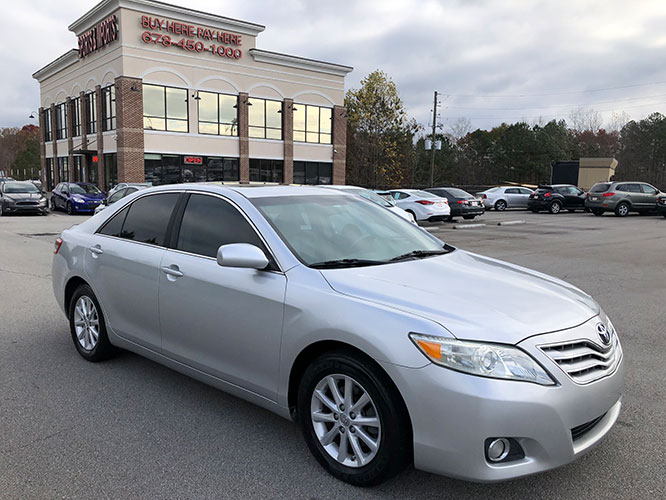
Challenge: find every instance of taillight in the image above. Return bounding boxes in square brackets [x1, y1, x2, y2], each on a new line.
[54, 237, 63, 254]
[457, 200, 464, 204]
[602, 192, 615, 197]
[481, 194, 487, 199]
[544, 192, 552, 198]
[415, 200, 434, 205]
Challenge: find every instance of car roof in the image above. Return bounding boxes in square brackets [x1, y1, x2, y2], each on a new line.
[139, 182, 352, 200]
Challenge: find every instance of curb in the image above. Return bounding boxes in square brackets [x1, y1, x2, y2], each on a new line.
[497, 220, 526, 226]
[452, 224, 486, 230]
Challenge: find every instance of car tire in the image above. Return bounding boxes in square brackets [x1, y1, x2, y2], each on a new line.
[549, 201, 562, 214]
[592, 209, 604, 216]
[462, 215, 475, 220]
[66, 202, 74, 215]
[494, 200, 507, 211]
[297, 350, 411, 487]
[50, 198, 57, 211]
[69, 284, 115, 362]
[614, 202, 630, 217]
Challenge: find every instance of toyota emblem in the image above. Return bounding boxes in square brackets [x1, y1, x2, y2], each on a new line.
[596, 322, 611, 345]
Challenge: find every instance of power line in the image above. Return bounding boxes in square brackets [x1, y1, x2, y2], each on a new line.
[442, 79, 666, 98]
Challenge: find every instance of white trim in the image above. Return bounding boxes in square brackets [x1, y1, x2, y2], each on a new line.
[249, 49, 353, 77]
[32, 50, 79, 82]
[71, 83, 82, 96]
[69, 0, 265, 37]
[196, 75, 240, 93]
[55, 90, 68, 103]
[101, 69, 119, 86]
[248, 137, 284, 145]
[246, 82, 284, 98]
[84, 77, 99, 92]
[140, 66, 192, 87]
[144, 130, 239, 140]
[291, 90, 335, 106]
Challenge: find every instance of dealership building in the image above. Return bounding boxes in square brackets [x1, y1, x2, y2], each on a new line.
[33, 0, 352, 191]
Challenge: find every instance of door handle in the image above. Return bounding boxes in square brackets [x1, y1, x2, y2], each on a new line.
[89, 245, 104, 256]
[161, 265, 184, 278]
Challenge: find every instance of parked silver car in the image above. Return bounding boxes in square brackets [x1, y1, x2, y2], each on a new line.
[52, 185, 623, 486]
[477, 186, 534, 211]
[585, 181, 664, 217]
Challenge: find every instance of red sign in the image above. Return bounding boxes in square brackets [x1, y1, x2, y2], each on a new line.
[184, 156, 203, 165]
[78, 16, 118, 59]
[140, 15, 242, 60]
[92, 155, 99, 163]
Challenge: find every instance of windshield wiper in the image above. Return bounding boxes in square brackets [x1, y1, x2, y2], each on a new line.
[388, 247, 454, 263]
[309, 258, 386, 269]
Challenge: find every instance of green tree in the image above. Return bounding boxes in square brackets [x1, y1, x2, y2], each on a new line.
[345, 70, 418, 188]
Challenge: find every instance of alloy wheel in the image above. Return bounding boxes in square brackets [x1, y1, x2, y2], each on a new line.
[310, 374, 381, 468]
[617, 203, 629, 216]
[73, 296, 99, 351]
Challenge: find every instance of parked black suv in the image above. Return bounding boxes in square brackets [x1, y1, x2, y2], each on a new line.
[425, 187, 485, 219]
[528, 184, 586, 214]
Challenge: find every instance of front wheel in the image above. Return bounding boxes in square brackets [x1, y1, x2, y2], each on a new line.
[297, 351, 411, 486]
[549, 201, 562, 214]
[69, 284, 115, 362]
[66, 202, 74, 215]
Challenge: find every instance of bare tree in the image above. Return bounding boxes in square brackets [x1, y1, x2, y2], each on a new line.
[607, 110, 631, 132]
[447, 117, 472, 141]
[568, 107, 602, 132]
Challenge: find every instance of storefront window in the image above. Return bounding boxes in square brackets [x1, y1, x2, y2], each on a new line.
[249, 159, 283, 183]
[71, 97, 81, 137]
[198, 92, 238, 136]
[293, 104, 332, 144]
[293, 161, 332, 185]
[58, 157, 69, 182]
[143, 84, 188, 132]
[43, 109, 52, 142]
[45, 158, 54, 190]
[248, 98, 282, 140]
[86, 92, 97, 134]
[55, 103, 68, 140]
[145, 154, 239, 185]
[72, 156, 83, 181]
[88, 156, 98, 185]
[102, 85, 116, 131]
[104, 153, 117, 188]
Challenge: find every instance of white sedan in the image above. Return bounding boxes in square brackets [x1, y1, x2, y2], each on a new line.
[321, 185, 416, 223]
[389, 189, 451, 222]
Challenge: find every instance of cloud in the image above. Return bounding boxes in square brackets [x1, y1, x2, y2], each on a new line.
[2, 0, 666, 131]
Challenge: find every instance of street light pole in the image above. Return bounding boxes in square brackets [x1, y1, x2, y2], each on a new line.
[429, 91, 438, 187]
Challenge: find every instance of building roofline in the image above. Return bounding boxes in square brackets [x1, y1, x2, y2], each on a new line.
[249, 49, 353, 77]
[32, 49, 79, 82]
[68, 0, 266, 36]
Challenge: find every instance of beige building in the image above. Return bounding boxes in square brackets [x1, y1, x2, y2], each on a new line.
[33, 0, 352, 191]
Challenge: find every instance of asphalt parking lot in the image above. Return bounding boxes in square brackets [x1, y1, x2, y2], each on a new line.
[1, 209, 665, 499]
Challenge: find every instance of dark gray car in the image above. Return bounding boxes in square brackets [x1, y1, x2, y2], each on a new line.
[0, 181, 48, 215]
[585, 181, 664, 217]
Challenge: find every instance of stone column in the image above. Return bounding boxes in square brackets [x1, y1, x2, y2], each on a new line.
[238, 92, 250, 182]
[66, 97, 75, 181]
[80, 91, 89, 182]
[38, 107, 46, 188]
[332, 105, 347, 185]
[50, 103, 59, 185]
[95, 85, 105, 190]
[115, 76, 145, 183]
[282, 99, 294, 184]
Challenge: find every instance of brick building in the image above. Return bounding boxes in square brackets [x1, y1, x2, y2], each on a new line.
[32, 0, 352, 191]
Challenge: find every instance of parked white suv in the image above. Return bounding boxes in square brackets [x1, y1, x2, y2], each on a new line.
[477, 186, 534, 211]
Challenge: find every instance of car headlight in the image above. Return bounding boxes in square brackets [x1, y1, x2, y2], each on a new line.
[72, 196, 85, 203]
[409, 333, 555, 385]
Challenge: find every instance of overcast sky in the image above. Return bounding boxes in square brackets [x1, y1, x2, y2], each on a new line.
[4, 0, 666, 133]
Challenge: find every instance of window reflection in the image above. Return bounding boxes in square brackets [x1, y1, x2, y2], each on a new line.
[143, 84, 188, 132]
[197, 91, 238, 136]
[248, 97, 282, 140]
[293, 104, 332, 144]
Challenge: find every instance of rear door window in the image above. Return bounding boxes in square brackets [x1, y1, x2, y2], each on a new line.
[175, 194, 265, 259]
[118, 193, 179, 246]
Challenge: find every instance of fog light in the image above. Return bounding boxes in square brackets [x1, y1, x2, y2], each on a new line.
[487, 438, 510, 462]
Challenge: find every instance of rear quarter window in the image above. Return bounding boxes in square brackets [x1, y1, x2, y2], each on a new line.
[590, 183, 610, 193]
[116, 193, 179, 246]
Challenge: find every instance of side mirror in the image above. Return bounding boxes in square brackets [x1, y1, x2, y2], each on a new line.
[103, 199, 108, 205]
[217, 243, 269, 270]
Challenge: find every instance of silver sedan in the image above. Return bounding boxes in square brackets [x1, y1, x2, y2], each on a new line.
[52, 184, 623, 486]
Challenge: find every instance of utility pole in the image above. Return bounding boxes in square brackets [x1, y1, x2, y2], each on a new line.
[429, 91, 438, 187]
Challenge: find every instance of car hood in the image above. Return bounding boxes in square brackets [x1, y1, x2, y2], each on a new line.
[71, 192, 105, 200]
[320, 250, 599, 344]
[3, 192, 43, 201]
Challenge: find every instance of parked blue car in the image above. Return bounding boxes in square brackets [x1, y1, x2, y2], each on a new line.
[50, 182, 106, 215]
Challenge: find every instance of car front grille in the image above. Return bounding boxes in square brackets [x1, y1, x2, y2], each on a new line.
[539, 334, 621, 385]
[571, 412, 607, 441]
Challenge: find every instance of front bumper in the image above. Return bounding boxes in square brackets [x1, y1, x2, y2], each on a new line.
[382, 319, 624, 482]
[2, 201, 48, 213]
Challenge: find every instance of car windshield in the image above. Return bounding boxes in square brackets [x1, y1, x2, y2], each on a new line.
[3, 182, 40, 194]
[347, 189, 393, 208]
[70, 184, 102, 195]
[590, 183, 611, 193]
[252, 194, 450, 267]
[374, 192, 396, 205]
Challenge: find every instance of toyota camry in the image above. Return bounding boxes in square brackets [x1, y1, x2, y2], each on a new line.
[51, 184, 623, 486]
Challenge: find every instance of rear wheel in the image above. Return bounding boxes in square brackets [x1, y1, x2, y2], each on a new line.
[549, 201, 562, 214]
[297, 350, 411, 486]
[614, 202, 629, 217]
[592, 209, 604, 216]
[494, 200, 507, 211]
[68, 284, 115, 362]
